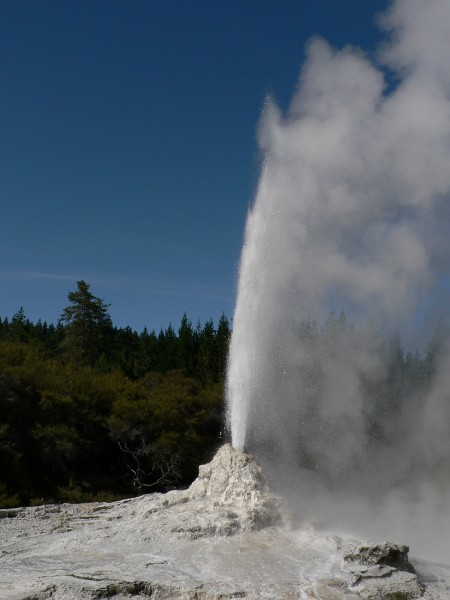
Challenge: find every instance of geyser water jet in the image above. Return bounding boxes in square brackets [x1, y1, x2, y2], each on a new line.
[226, 0, 450, 563]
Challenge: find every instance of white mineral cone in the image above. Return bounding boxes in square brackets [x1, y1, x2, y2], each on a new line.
[183, 443, 288, 535]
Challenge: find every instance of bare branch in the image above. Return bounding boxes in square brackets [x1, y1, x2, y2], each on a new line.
[117, 439, 181, 492]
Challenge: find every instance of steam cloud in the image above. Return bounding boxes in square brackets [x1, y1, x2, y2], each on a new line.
[227, 0, 450, 562]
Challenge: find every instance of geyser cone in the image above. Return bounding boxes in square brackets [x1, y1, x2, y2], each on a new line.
[188, 443, 287, 532]
[190, 443, 271, 503]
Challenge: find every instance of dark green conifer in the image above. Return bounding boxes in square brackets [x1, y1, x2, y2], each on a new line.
[59, 280, 112, 367]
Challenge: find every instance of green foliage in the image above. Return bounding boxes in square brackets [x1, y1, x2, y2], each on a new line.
[108, 370, 223, 489]
[0, 483, 21, 509]
[0, 282, 229, 507]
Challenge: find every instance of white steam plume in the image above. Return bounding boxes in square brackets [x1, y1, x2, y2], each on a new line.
[227, 0, 450, 562]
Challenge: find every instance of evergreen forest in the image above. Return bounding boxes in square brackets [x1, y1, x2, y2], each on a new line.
[0, 281, 230, 508]
[0, 281, 446, 508]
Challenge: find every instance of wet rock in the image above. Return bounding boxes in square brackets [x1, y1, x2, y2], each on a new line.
[344, 542, 415, 574]
[344, 542, 424, 599]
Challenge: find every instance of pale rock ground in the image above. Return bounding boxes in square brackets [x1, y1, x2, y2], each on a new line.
[1, 444, 449, 599]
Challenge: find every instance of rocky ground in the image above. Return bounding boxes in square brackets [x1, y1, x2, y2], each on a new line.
[1, 444, 449, 599]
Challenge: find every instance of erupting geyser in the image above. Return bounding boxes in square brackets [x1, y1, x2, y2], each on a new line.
[226, 0, 450, 562]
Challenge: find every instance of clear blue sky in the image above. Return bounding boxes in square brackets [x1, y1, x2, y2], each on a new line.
[0, 0, 388, 333]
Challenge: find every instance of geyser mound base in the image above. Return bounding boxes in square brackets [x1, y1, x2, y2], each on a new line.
[0, 444, 448, 599]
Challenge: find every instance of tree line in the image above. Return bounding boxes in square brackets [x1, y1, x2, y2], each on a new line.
[0, 281, 230, 508]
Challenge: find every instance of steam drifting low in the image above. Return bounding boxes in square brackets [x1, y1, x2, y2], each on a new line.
[227, 0, 450, 562]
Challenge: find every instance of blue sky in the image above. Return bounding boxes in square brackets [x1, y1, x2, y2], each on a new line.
[0, 0, 388, 333]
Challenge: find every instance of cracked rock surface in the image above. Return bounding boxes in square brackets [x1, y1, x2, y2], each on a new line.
[343, 542, 425, 599]
[1, 444, 449, 599]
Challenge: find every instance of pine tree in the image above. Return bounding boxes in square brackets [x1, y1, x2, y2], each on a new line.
[11, 307, 30, 341]
[59, 281, 112, 366]
[197, 319, 216, 384]
[178, 313, 197, 376]
[215, 313, 231, 380]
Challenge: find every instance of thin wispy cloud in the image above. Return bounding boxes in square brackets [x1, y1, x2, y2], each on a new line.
[0, 270, 77, 282]
[0, 269, 231, 303]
